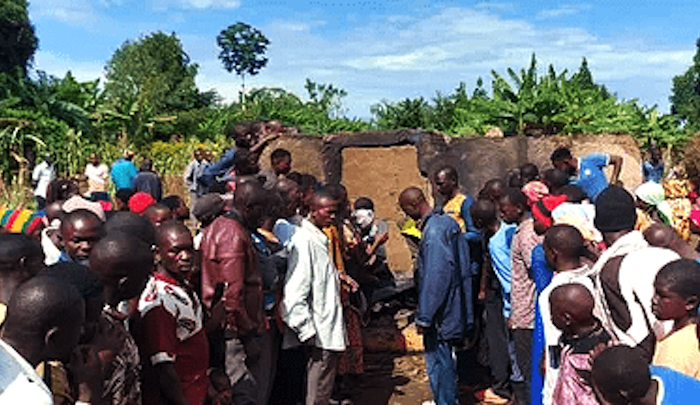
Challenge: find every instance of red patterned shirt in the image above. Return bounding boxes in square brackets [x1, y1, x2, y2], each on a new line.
[137, 273, 209, 405]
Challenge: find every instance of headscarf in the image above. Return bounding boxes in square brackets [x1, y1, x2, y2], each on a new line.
[522, 180, 549, 205]
[353, 208, 375, 231]
[532, 195, 568, 228]
[552, 202, 602, 243]
[634, 181, 673, 225]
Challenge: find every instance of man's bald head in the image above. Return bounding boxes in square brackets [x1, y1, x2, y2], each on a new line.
[0, 233, 44, 273]
[275, 178, 300, 218]
[544, 224, 585, 260]
[234, 181, 268, 228]
[142, 203, 173, 227]
[550, 283, 597, 336]
[155, 220, 192, 249]
[90, 231, 153, 305]
[2, 276, 85, 365]
[399, 187, 430, 220]
[644, 223, 675, 248]
[104, 211, 156, 247]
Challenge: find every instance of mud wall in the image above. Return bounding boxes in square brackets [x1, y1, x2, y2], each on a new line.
[261, 130, 643, 274]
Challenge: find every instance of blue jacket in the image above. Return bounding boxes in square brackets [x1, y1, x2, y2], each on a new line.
[110, 159, 138, 190]
[199, 148, 237, 188]
[415, 209, 474, 340]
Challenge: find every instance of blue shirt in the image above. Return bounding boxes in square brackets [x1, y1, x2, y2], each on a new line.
[488, 222, 517, 318]
[110, 159, 138, 190]
[571, 153, 610, 202]
[643, 160, 665, 183]
[650, 365, 700, 403]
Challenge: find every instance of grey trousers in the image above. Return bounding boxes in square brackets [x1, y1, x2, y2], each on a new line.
[225, 337, 257, 405]
[305, 347, 340, 405]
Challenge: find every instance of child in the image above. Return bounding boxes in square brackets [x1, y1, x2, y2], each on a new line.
[539, 224, 596, 404]
[651, 258, 700, 379]
[549, 283, 611, 404]
[591, 345, 700, 405]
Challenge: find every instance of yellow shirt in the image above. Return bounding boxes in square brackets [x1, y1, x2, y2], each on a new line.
[653, 323, 700, 380]
[443, 193, 467, 232]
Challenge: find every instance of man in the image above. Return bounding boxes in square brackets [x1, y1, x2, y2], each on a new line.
[32, 153, 55, 210]
[259, 148, 293, 189]
[471, 198, 516, 404]
[199, 121, 279, 191]
[643, 144, 665, 184]
[184, 148, 209, 225]
[91, 232, 154, 405]
[85, 153, 111, 201]
[591, 186, 679, 358]
[281, 186, 346, 405]
[550, 146, 622, 202]
[200, 181, 268, 405]
[138, 221, 208, 405]
[0, 277, 85, 404]
[399, 186, 472, 405]
[58, 209, 104, 266]
[133, 158, 163, 202]
[0, 233, 45, 323]
[500, 188, 540, 405]
[111, 150, 138, 191]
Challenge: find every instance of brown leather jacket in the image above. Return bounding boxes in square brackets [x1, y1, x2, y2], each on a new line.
[200, 213, 266, 337]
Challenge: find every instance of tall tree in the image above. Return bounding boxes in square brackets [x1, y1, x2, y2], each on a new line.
[671, 37, 700, 130]
[102, 32, 204, 143]
[0, 0, 38, 74]
[217, 22, 270, 95]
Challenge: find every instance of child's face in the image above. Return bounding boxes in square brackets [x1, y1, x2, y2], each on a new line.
[652, 279, 689, 321]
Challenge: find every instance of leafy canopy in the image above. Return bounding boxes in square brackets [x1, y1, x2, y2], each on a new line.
[0, 0, 38, 74]
[217, 22, 270, 86]
[670, 37, 700, 131]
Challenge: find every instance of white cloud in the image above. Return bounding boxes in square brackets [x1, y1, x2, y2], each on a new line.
[30, 0, 99, 24]
[33, 51, 106, 84]
[536, 4, 592, 20]
[152, 0, 242, 10]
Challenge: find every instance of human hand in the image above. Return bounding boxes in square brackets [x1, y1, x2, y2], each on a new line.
[71, 344, 106, 403]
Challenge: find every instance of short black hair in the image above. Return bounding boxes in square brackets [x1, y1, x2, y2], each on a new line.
[543, 168, 569, 191]
[544, 224, 585, 259]
[90, 231, 154, 279]
[499, 187, 529, 210]
[271, 148, 291, 162]
[3, 275, 84, 341]
[155, 220, 192, 249]
[60, 209, 103, 234]
[591, 345, 651, 403]
[470, 198, 498, 228]
[656, 259, 700, 302]
[550, 146, 572, 164]
[104, 212, 156, 246]
[520, 163, 539, 184]
[160, 195, 184, 211]
[558, 184, 586, 203]
[434, 165, 458, 183]
[354, 197, 374, 211]
[0, 233, 43, 272]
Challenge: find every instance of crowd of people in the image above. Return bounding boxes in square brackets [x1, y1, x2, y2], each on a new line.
[399, 144, 700, 405]
[1, 121, 393, 405]
[2, 122, 700, 405]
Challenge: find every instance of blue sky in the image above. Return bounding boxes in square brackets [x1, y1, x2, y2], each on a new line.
[29, 0, 700, 118]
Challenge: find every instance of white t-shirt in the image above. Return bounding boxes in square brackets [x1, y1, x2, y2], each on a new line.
[85, 163, 110, 193]
[32, 161, 55, 199]
[0, 339, 52, 405]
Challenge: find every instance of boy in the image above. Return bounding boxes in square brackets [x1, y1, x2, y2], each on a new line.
[651, 259, 700, 379]
[540, 224, 596, 404]
[137, 221, 209, 404]
[549, 283, 611, 404]
[550, 146, 622, 202]
[591, 345, 700, 404]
